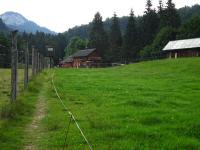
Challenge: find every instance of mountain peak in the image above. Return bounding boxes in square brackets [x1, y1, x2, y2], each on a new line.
[0, 11, 28, 26]
[0, 11, 56, 34]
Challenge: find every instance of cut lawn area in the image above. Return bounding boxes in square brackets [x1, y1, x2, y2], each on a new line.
[40, 58, 200, 149]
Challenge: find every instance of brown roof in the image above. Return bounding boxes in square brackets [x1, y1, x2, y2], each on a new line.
[72, 48, 96, 58]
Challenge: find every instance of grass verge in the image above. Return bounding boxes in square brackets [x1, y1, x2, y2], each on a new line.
[0, 72, 46, 150]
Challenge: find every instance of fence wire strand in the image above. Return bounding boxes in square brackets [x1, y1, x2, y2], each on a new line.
[51, 71, 93, 150]
[63, 115, 72, 150]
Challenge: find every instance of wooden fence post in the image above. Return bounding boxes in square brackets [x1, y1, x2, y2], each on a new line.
[38, 53, 41, 72]
[39, 54, 42, 72]
[32, 46, 36, 76]
[11, 30, 18, 102]
[37, 52, 40, 73]
[24, 42, 29, 90]
[35, 50, 37, 74]
[41, 55, 44, 71]
[41, 55, 43, 71]
[35, 51, 37, 74]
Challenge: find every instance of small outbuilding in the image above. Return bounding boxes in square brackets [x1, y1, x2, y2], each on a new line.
[163, 38, 200, 58]
[73, 48, 101, 68]
[60, 48, 102, 68]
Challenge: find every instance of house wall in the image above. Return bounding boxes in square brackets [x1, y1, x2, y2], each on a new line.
[62, 62, 73, 68]
[168, 49, 200, 58]
[73, 58, 82, 68]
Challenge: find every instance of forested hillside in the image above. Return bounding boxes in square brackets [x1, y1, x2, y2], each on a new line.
[0, 19, 8, 32]
[64, 4, 200, 41]
[64, 3, 200, 62]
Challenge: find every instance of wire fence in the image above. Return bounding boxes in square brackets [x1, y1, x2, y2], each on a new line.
[51, 71, 93, 150]
[0, 33, 94, 149]
[0, 34, 50, 116]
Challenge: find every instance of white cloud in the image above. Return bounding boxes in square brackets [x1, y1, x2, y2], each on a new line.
[0, 0, 199, 32]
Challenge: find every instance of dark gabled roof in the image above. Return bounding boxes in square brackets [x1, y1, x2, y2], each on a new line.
[163, 38, 200, 51]
[61, 56, 73, 63]
[72, 48, 96, 58]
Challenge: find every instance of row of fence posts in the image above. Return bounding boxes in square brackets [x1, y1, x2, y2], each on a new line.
[11, 30, 50, 102]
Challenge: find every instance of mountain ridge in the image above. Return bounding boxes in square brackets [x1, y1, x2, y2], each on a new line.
[0, 11, 56, 34]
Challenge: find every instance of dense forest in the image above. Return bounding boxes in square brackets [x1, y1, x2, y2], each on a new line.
[0, 0, 200, 67]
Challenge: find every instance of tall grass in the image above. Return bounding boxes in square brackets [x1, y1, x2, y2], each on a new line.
[0, 71, 45, 150]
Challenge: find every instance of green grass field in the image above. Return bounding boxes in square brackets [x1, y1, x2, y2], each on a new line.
[40, 58, 200, 149]
[0, 69, 11, 107]
[1, 58, 200, 149]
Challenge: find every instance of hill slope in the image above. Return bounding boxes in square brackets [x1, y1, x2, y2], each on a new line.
[0, 19, 8, 32]
[43, 58, 200, 149]
[1, 58, 200, 149]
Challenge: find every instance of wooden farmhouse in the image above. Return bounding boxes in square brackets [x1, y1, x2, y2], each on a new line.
[163, 38, 200, 58]
[60, 56, 73, 67]
[60, 48, 101, 68]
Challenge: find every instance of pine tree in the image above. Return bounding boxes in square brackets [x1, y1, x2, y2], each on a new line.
[142, 0, 159, 46]
[0, 33, 10, 68]
[109, 13, 122, 61]
[123, 9, 138, 61]
[158, 0, 165, 29]
[145, 0, 153, 14]
[158, 0, 164, 13]
[161, 0, 181, 28]
[89, 12, 109, 58]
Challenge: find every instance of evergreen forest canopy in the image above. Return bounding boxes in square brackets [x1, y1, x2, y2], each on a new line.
[64, 1, 200, 62]
[0, 0, 200, 67]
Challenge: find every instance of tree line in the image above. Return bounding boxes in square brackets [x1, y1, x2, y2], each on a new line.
[86, 0, 199, 62]
[65, 1, 200, 62]
[0, 1, 200, 67]
[0, 31, 66, 67]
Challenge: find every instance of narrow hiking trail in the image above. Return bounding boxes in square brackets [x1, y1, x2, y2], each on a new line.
[23, 83, 47, 150]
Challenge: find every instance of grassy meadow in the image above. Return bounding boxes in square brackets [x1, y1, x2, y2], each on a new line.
[0, 69, 11, 107]
[39, 58, 200, 149]
[0, 58, 200, 149]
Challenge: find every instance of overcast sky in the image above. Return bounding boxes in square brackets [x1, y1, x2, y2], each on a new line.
[0, 0, 199, 33]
